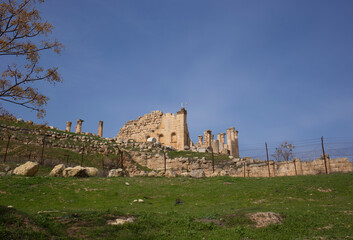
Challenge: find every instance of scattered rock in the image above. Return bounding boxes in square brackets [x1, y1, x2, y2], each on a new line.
[107, 216, 135, 225]
[189, 169, 205, 178]
[85, 167, 98, 177]
[147, 171, 157, 177]
[248, 212, 283, 228]
[125, 182, 130, 186]
[13, 161, 39, 176]
[0, 172, 6, 176]
[317, 225, 333, 230]
[108, 168, 124, 177]
[317, 188, 332, 193]
[165, 169, 177, 178]
[49, 164, 66, 177]
[4, 166, 11, 172]
[63, 166, 89, 177]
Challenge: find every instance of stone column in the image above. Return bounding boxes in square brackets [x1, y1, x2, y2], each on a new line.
[66, 121, 72, 132]
[204, 130, 212, 148]
[218, 133, 226, 153]
[198, 135, 203, 147]
[98, 121, 103, 137]
[234, 130, 239, 158]
[226, 128, 232, 155]
[228, 127, 238, 157]
[75, 119, 84, 134]
[212, 139, 219, 154]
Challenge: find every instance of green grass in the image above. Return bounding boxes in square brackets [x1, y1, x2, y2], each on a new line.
[0, 173, 352, 239]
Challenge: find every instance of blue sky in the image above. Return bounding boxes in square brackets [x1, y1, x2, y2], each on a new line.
[2, 0, 353, 155]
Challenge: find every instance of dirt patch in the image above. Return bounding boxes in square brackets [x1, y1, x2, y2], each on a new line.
[317, 188, 332, 193]
[247, 212, 283, 228]
[107, 216, 136, 225]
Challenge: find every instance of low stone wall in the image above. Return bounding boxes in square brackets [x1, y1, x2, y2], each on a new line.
[129, 151, 353, 177]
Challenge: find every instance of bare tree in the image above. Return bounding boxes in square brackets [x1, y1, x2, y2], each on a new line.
[0, 0, 63, 118]
[272, 142, 295, 162]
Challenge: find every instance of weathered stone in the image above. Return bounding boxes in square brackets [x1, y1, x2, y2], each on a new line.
[107, 217, 135, 225]
[165, 169, 177, 178]
[63, 166, 89, 177]
[147, 171, 157, 177]
[189, 169, 205, 178]
[13, 161, 39, 176]
[117, 108, 190, 150]
[108, 168, 124, 177]
[49, 164, 66, 177]
[85, 167, 98, 177]
[247, 212, 282, 228]
[147, 137, 157, 143]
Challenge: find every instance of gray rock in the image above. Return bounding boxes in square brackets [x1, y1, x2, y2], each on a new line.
[108, 168, 124, 177]
[189, 169, 205, 178]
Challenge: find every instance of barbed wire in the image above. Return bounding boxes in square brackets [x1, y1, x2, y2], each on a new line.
[240, 137, 353, 161]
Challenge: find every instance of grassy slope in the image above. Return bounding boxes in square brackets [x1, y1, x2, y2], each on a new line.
[0, 173, 352, 239]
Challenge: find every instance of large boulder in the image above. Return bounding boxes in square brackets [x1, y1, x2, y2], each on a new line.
[63, 166, 89, 177]
[13, 161, 39, 176]
[85, 167, 98, 177]
[189, 169, 205, 178]
[108, 168, 124, 177]
[49, 164, 66, 177]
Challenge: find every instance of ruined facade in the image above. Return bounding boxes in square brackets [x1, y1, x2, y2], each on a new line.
[195, 127, 239, 157]
[117, 108, 191, 150]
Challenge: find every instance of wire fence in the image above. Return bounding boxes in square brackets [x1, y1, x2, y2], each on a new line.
[240, 137, 353, 162]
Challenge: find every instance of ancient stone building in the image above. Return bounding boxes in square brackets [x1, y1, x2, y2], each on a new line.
[117, 108, 191, 150]
[196, 127, 239, 157]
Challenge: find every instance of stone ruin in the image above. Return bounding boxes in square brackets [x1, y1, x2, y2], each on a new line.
[1, 116, 352, 178]
[117, 108, 191, 151]
[116, 108, 240, 157]
[64, 119, 104, 138]
[193, 127, 239, 157]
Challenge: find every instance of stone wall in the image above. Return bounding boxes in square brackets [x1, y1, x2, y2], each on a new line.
[117, 108, 191, 150]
